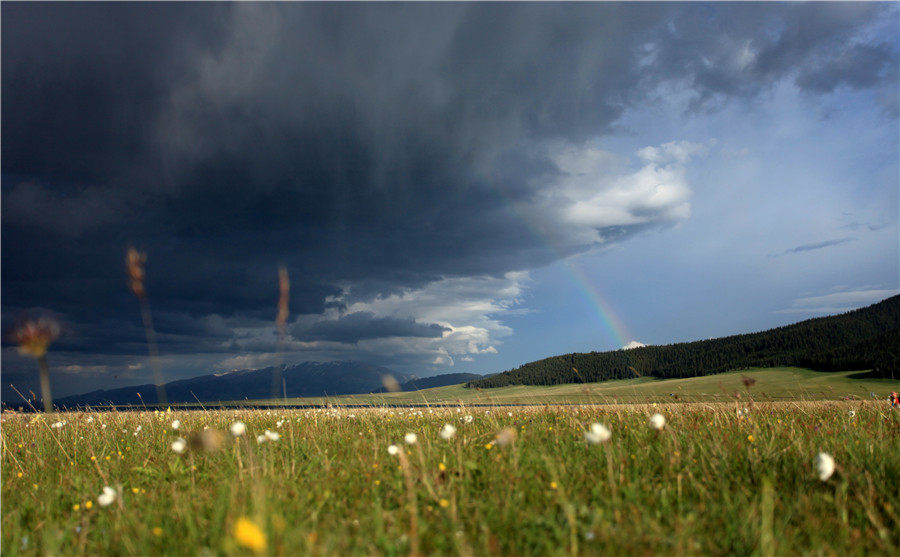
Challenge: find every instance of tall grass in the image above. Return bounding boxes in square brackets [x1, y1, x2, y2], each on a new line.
[2, 401, 897, 555]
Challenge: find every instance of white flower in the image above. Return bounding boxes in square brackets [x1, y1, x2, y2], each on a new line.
[51, 421, 63, 429]
[276, 420, 284, 428]
[584, 423, 611, 444]
[256, 435, 267, 444]
[86, 416, 94, 423]
[171, 438, 187, 454]
[97, 486, 117, 507]
[440, 424, 457, 440]
[404, 432, 418, 445]
[230, 421, 246, 437]
[171, 420, 180, 430]
[848, 410, 856, 418]
[463, 415, 474, 424]
[264, 430, 280, 442]
[387, 444, 400, 456]
[816, 452, 835, 481]
[101, 424, 107, 429]
[649, 413, 666, 431]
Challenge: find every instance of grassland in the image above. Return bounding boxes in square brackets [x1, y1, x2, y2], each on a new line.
[237, 367, 900, 407]
[2, 397, 899, 555]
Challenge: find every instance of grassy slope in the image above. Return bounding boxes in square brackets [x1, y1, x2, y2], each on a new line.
[236, 367, 900, 407]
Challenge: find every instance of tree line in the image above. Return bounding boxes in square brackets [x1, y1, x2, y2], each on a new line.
[467, 295, 899, 388]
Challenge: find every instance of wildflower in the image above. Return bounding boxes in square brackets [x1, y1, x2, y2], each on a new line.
[86, 416, 94, 423]
[463, 415, 474, 424]
[438, 463, 447, 471]
[171, 438, 187, 454]
[51, 421, 64, 429]
[550, 481, 558, 490]
[440, 424, 457, 440]
[649, 413, 666, 430]
[13, 316, 60, 359]
[585, 423, 611, 444]
[276, 420, 284, 428]
[72, 504, 80, 511]
[84, 501, 93, 510]
[815, 453, 835, 481]
[97, 486, 117, 507]
[234, 517, 267, 553]
[404, 432, 418, 445]
[848, 410, 856, 418]
[387, 444, 400, 456]
[230, 421, 246, 437]
[747, 435, 754, 443]
[171, 420, 180, 430]
[439, 498, 449, 508]
[495, 427, 517, 447]
[152, 527, 163, 537]
[256, 435, 267, 444]
[264, 430, 280, 442]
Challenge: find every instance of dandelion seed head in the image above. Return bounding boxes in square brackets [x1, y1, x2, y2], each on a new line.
[97, 486, 117, 507]
[404, 432, 417, 445]
[440, 423, 457, 440]
[230, 421, 246, 437]
[816, 452, 835, 481]
[171, 438, 187, 454]
[387, 444, 400, 456]
[649, 413, 666, 430]
[585, 423, 611, 444]
[171, 420, 180, 430]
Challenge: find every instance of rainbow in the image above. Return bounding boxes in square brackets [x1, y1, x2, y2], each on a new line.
[562, 258, 633, 349]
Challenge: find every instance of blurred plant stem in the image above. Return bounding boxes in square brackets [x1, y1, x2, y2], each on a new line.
[37, 354, 52, 413]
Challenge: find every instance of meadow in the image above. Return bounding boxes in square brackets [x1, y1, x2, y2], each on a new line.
[237, 367, 899, 407]
[2, 397, 898, 555]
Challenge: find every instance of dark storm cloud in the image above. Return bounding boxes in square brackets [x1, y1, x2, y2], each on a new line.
[298, 312, 449, 344]
[2, 2, 897, 396]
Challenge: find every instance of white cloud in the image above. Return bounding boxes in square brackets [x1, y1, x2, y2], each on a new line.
[777, 288, 898, 314]
[520, 140, 705, 248]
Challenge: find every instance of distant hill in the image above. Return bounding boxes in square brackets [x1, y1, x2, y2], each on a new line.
[469, 295, 900, 388]
[374, 373, 482, 393]
[56, 361, 412, 407]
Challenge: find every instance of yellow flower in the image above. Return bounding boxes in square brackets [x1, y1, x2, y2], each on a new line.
[438, 463, 446, 471]
[91, 456, 96, 461]
[72, 504, 80, 511]
[105, 456, 111, 461]
[375, 480, 381, 486]
[234, 517, 267, 553]
[85, 501, 93, 510]
[132, 488, 140, 494]
[152, 527, 163, 537]
[550, 481, 558, 490]
[439, 499, 449, 508]
[747, 435, 754, 443]
[17, 472, 22, 478]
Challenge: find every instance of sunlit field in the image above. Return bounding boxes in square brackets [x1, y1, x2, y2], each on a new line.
[3, 401, 898, 555]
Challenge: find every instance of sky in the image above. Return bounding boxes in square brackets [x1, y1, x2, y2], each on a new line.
[2, 2, 898, 401]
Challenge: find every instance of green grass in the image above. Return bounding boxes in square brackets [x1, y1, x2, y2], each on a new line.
[235, 367, 900, 407]
[2, 400, 899, 555]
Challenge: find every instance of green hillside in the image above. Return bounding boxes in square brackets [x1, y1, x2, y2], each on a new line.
[468, 295, 900, 388]
[236, 367, 900, 406]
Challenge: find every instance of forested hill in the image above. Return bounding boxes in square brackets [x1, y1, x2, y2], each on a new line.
[468, 295, 900, 388]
